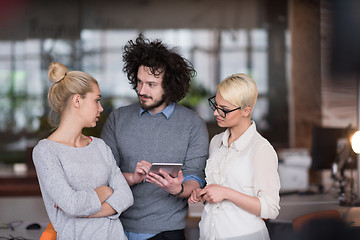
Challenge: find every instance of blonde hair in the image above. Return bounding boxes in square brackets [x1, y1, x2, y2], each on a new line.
[47, 62, 98, 127]
[216, 73, 258, 109]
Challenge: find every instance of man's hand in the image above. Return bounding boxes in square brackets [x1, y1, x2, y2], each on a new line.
[123, 160, 152, 186]
[146, 169, 184, 195]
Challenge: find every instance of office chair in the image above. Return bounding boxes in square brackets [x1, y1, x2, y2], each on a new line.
[292, 209, 342, 232]
[39, 222, 57, 240]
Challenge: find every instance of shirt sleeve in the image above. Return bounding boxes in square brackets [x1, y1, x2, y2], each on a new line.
[253, 144, 281, 219]
[103, 144, 134, 219]
[101, 111, 121, 166]
[183, 175, 206, 188]
[33, 145, 101, 217]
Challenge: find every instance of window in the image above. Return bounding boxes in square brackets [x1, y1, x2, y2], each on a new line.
[0, 28, 287, 165]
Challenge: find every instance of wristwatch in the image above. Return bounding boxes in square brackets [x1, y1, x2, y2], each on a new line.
[171, 183, 184, 197]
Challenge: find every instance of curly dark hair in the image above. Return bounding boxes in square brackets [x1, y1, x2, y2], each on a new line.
[122, 34, 196, 103]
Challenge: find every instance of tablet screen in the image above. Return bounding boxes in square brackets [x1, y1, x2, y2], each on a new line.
[147, 163, 183, 178]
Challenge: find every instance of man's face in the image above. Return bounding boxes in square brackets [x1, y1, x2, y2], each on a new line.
[137, 65, 167, 114]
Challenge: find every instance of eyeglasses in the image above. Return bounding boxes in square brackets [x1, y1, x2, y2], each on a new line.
[208, 96, 241, 118]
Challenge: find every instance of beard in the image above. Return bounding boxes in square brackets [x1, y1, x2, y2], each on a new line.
[139, 94, 166, 111]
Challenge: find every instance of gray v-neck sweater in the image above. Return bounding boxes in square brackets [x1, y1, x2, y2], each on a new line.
[101, 103, 209, 233]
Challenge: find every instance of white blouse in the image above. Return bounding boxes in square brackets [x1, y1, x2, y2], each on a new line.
[199, 122, 280, 240]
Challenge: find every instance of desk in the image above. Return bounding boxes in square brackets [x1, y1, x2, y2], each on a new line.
[272, 192, 360, 226]
[0, 168, 41, 196]
[2, 194, 359, 239]
[266, 192, 360, 240]
[0, 196, 48, 239]
[0, 197, 200, 240]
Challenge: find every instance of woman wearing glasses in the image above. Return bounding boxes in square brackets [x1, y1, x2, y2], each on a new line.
[188, 73, 280, 240]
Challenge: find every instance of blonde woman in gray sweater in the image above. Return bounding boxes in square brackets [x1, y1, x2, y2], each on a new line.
[32, 62, 133, 240]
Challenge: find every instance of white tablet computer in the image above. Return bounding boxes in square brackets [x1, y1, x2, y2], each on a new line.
[146, 163, 183, 178]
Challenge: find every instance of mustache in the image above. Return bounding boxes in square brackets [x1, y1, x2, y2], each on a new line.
[138, 94, 152, 99]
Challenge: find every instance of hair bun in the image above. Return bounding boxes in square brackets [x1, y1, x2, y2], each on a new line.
[48, 62, 68, 83]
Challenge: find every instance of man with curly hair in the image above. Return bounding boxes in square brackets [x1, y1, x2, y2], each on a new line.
[101, 34, 209, 240]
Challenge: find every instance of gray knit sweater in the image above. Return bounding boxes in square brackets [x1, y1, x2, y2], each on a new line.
[32, 137, 133, 240]
[101, 103, 209, 234]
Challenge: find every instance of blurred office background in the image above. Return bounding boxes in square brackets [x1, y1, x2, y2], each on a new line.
[1, 0, 360, 239]
[0, 0, 285, 163]
[0, 0, 354, 155]
[0, 0, 359, 192]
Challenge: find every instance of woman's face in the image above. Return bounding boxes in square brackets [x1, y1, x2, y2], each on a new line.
[213, 92, 242, 128]
[78, 83, 103, 128]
